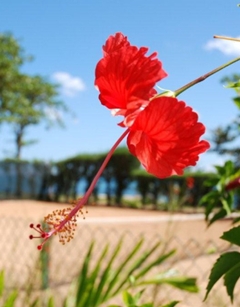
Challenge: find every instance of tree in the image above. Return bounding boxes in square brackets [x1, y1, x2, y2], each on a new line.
[1, 74, 65, 159]
[0, 33, 67, 159]
[0, 33, 67, 196]
[0, 33, 31, 113]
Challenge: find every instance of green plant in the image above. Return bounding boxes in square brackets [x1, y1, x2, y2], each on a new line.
[205, 226, 240, 303]
[108, 289, 179, 307]
[0, 271, 18, 307]
[199, 160, 240, 225]
[199, 67, 240, 303]
[64, 237, 198, 307]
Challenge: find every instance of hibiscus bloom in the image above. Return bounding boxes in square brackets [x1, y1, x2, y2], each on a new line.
[95, 33, 209, 178]
[95, 32, 167, 126]
[30, 32, 210, 249]
[127, 96, 210, 178]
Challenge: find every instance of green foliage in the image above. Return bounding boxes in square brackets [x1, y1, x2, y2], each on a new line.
[205, 226, 240, 302]
[203, 73, 240, 304]
[224, 80, 240, 90]
[160, 302, 179, 307]
[199, 160, 239, 225]
[0, 32, 67, 159]
[47, 297, 55, 307]
[0, 33, 31, 106]
[211, 74, 240, 166]
[0, 271, 18, 307]
[138, 276, 197, 292]
[222, 74, 240, 92]
[68, 237, 198, 307]
[108, 289, 179, 307]
[233, 96, 240, 110]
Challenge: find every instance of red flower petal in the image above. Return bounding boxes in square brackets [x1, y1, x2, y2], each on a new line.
[103, 32, 130, 56]
[95, 33, 167, 125]
[127, 96, 210, 178]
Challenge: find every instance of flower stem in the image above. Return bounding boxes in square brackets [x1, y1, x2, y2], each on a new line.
[174, 57, 240, 97]
[213, 35, 240, 43]
[49, 128, 130, 236]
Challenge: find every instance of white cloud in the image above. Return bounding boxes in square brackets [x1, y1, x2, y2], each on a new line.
[52, 72, 86, 97]
[204, 37, 240, 56]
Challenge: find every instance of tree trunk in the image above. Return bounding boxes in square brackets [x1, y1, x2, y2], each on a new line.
[15, 128, 23, 197]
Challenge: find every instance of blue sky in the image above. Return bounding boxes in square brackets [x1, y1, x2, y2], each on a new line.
[0, 0, 240, 171]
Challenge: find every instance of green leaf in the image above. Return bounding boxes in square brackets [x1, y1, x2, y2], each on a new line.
[224, 261, 240, 302]
[200, 190, 220, 221]
[122, 290, 136, 306]
[138, 276, 198, 293]
[135, 250, 176, 280]
[200, 191, 219, 205]
[208, 208, 227, 226]
[80, 243, 109, 307]
[103, 238, 144, 301]
[75, 241, 95, 305]
[129, 275, 136, 285]
[112, 241, 161, 296]
[215, 165, 226, 176]
[224, 160, 234, 174]
[94, 238, 123, 306]
[62, 297, 68, 307]
[205, 251, 240, 300]
[233, 97, 240, 109]
[47, 297, 55, 307]
[2, 290, 18, 307]
[160, 301, 179, 307]
[205, 202, 217, 222]
[220, 197, 232, 215]
[0, 271, 4, 297]
[29, 299, 39, 307]
[67, 237, 196, 307]
[133, 289, 145, 302]
[225, 80, 240, 89]
[221, 226, 240, 246]
[161, 277, 198, 293]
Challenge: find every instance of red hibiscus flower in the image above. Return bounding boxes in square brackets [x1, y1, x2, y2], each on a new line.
[30, 32, 210, 250]
[96, 33, 210, 177]
[127, 96, 210, 178]
[95, 32, 167, 126]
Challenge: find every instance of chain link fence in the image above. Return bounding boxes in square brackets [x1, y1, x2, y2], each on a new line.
[0, 215, 239, 307]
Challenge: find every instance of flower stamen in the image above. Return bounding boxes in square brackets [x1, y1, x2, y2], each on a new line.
[29, 223, 49, 250]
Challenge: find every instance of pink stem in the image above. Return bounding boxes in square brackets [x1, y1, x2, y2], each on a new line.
[48, 128, 130, 237]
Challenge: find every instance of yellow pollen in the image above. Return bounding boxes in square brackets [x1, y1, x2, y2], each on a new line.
[43, 201, 85, 245]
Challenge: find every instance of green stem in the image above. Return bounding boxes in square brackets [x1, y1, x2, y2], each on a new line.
[174, 57, 240, 97]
